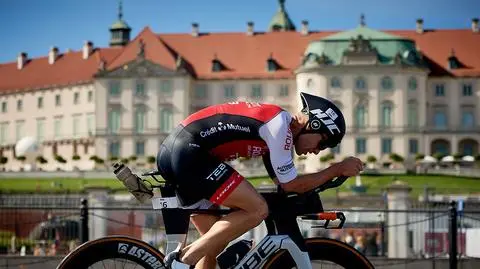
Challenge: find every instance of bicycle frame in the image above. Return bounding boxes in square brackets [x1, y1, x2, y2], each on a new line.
[151, 180, 347, 269]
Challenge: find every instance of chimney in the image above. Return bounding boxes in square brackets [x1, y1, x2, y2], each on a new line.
[247, 21, 254, 36]
[472, 18, 479, 33]
[83, 41, 94, 59]
[416, 18, 424, 34]
[17, 52, 27, 70]
[301, 20, 309, 35]
[48, 46, 59, 64]
[191, 23, 199, 37]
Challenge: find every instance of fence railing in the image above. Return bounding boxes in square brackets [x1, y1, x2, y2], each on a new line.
[1, 200, 480, 269]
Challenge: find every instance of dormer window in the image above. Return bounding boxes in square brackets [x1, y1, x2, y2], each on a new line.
[267, 56, 280, 72]
[448, 49, 460, 70]
[211, 54, 225, 72]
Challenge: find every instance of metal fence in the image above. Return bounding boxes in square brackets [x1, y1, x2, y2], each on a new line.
[1, 197, 480, 269]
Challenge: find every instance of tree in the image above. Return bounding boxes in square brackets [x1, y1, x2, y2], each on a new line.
[147, 156, 156, 164]
[389, 153, 404, 163]
[415, 153, 425, 161]
[36, 156, 48, 164]
[109, 156, 119, 162]
[129, 155, 137, 162]
[319, 153, 334, 163]
[16, 156, 26, 162]
[121, 158, 129, 164]
[55, 155, 67, 164]
[0, 156, 7, 165]
[367, 155, 377, 163]
[72, 155, 81, 161]
[433, 152, 446, 162]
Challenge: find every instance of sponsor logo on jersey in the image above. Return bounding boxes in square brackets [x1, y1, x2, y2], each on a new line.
[284, 129, 293, 150]
[276, 161, 295, 175]
[310, 108, 341, 135]
[206, 163, 228, 181]
[117, 243, 164, 269]
[247, 145, 266, 158]
[200, 122, 251, 138]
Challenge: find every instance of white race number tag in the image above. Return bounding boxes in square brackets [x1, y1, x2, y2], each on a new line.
[152, 197, 179, 209]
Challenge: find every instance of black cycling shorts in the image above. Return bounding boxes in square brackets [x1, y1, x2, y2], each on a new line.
[156, 125, 244, 207]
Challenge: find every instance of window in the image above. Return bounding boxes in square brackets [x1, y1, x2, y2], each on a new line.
[108, 109, 121, 134]
[0, 123, 8, 144]
[87, 114, 95, 136]
[73, 92, 80, 104]
[109, 81, 121, 96]
[279, 84, 289, 97]
[135, 141, 145, 156]
[434, 111, 447, 130]
[381, 102, 393, 127]
[381, 76, 393, 90]
[1, 102, 6, 113]
[54, 118, 62, 138]
[409, 139, 418, 154]
[462, 111, 474, 128]
[223, 85, 235, 98]
[88, 91, 93, 103]
[55, 94, 61, 106]
[160, 108, 173, 133]
[355, 138, 367, 154]
[355, 77, 367, 90]
[135, 81, 146, 97]
[73, 115, 80, 138]
[381, 138, 392, 154]
[160, 80, 172, 96]
[355, 105, 367, 128]
[408, 77, 417, 91]
[37, 97, 43, 109]
[15, 121, 25, 141]
[331, 144, 341, 154]
[109, 141, 120, 157]
[330, 77, 341, 88]
[195, 84, 207, 99]
[134, 107, 146, 134]
[462, 83, 473, 96]
[435, 84, 445, 96]
[35, 119, 44, 141]
[251, 84, 262, 99]
[17, 100, 22, 112]
[407, 101, 418, 127]
[306, 79, 314, 89]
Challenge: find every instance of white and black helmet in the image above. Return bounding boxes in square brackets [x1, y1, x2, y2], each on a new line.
[299, 92, 346, 148]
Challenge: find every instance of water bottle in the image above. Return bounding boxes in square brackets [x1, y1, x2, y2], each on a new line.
[113, 163, 153, 203]
[217, 239, 253, 269]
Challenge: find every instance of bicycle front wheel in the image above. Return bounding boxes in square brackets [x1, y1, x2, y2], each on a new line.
[263, 237, 374, 269]
[57, 235, 166, 269]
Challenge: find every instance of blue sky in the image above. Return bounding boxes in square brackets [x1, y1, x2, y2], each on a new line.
[0, 0, 478, 63]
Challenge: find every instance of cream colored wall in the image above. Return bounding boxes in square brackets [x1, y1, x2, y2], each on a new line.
[0, 84, 95, 171]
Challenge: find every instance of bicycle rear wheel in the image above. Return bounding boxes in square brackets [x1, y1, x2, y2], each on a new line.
[57, 235, 166, 269]
[263, 237, 374, 269]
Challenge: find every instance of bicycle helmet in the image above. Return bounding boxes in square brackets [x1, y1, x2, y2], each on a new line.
[299, 92, 346, 148]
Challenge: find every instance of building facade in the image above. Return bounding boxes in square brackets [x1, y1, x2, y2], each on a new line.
[0, 1, 479, 172]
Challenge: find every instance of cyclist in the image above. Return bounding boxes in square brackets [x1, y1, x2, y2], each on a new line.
[155, 92, 364, 269]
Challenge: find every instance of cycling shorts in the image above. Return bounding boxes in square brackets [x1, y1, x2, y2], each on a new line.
[156, 125, 244, 208]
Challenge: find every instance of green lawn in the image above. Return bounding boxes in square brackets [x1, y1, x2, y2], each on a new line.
[0, 174, 479, 197]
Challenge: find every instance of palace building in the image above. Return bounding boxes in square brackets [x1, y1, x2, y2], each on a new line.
[0, 1, 479, 172]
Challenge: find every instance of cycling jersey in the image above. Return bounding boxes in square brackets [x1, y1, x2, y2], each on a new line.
[156, 101, 297, 208]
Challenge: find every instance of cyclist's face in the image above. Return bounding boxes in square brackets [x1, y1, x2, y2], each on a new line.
[294, 133, 327, 155]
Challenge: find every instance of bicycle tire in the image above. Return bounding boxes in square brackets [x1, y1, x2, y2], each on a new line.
[263, 237, 375, 269]
[56, 235, 166, 269]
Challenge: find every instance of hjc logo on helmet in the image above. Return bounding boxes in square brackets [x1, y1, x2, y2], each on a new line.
[310, 108, 341, 135]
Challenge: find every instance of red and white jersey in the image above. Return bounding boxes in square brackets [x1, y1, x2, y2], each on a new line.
[181, 101, 297, 183]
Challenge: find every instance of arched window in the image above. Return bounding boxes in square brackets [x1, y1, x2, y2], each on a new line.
[381, 101, 393, 127]
[355, 105, 367, 128]
[160, 108, 173, 133]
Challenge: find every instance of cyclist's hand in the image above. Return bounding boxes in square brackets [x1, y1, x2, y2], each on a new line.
[337, 156, 364, 177]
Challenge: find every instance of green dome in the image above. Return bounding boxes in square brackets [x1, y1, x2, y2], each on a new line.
[268, 0, 296, 31]
[303, 26, 425, 66]
[110, 19, 130, 30]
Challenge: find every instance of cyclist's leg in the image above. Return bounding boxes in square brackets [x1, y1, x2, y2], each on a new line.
[180, 177, 268, 266]
[190, 214, 220, 269]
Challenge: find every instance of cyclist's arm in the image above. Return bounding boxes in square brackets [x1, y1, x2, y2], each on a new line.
[260, 111, 341, 194]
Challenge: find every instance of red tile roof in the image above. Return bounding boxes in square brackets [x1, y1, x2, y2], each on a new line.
[1, 27, 479, 94]
[0, 47, 122, 94]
